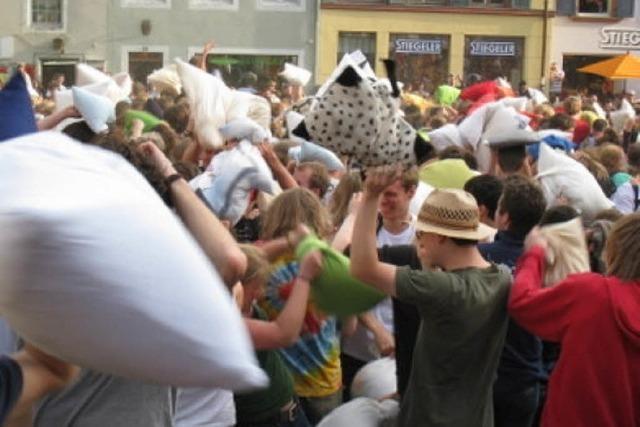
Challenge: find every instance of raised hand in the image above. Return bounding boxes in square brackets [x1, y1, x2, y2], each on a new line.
[363, 165, 403, 198]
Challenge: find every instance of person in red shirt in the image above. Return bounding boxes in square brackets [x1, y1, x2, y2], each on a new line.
[509, 213, 640, 426]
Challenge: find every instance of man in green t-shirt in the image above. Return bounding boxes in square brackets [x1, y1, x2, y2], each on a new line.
[350, 167, 510, 427]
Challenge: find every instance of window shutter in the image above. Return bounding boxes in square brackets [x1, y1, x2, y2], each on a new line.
[617, 0, 634, 18]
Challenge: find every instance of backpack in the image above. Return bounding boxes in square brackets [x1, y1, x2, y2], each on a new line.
[633, 184, 640, 212]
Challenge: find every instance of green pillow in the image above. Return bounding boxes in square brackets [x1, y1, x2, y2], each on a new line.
[435, 85, 461, 107]
[125, 110, 164, 134]
[419, 158, 476, 189]
[295, 235, 385, 316]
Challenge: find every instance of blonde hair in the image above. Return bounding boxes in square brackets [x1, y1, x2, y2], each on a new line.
[328, 171, 362, 227]
[260, 187, 333, 240]
[564, 96, 582, 116]
[238, 245, 270, 285]
[605, 213, 640, 281]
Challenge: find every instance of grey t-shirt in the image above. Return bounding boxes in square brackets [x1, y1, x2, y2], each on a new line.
[34, 370, 176, 427]
[395, 264, 510, 427]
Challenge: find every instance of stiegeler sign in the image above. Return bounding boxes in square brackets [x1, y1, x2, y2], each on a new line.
[394, 39, 442, 54]
[600, 28, 640, 50]
[469, 40, 516, 56]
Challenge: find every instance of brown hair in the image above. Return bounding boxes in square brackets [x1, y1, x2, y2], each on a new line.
[328, 171, 363, 227]
[498, 175, 546, 237]
[597, 144, 626, 175]
[564, 96, 582, 116]
[239, 244, 270, 285]
[605, 213, 640, 281]
[400, 168, 419, 191]
[297, 161, 330, 199]
[260, 187, 333, 240]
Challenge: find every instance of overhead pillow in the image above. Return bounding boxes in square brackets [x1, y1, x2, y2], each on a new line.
[72, 86, 115, 133]
[527, 134, 576, 161]
[227, 90, 272, 132]
[76, 63, 111, 86]
[219, 117, 269, 144]
[54, 80, 112, 112]
[427, 124, 464, 152]
[112, 72, 133, 98]
[483, 105, 535, 148]
[536, 143, 613, 220]
[0, 73, 37, 142]
[460, 80, 498, 102]
[295, 235, 385, 316]
[528, 88, 548, 105]
[419, 158, 476, 189]
[190, 140, 275, 225]
[299, 140, 345, 172]
[148, 65, 182, 96]
[539, 218, 590, 287]
[176, 58, 232, 149]
[434, 85, 461, 107]
[0, 132, 268, 390]
[351, 357, 396, 400]
[610, 99, 636, 133]
[293, 60, 427, 166]
[279, 63, 312, 86]
[124, 109, 164, 133]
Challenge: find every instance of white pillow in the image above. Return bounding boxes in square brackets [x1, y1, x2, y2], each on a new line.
[536, 143, 613, 220]
[299, 140, 345, 172]
[148, 65, 182, 96]
[350, 357, 396, 400]
[76, 63, 111, 86]
[72, 86, 115, 133]
[409, 181, 434, 217]
[499, 96, 529, 112]
[280, 63, 312, 86]
[0, 132, 268, 390]
[610, 99, 636, 133]
[427, 124, 464, 152]
[191, 140, 275, 225]
[219, 118, 269, 144]
[539, 218, 590, 287]
[176, 58, 231, 149]
[54, 80, 111, 112]
[528, 88, 548, 105]
[112, 72, 133, 99]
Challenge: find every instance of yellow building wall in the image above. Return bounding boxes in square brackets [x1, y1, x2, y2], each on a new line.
[317, 8, 553, 88]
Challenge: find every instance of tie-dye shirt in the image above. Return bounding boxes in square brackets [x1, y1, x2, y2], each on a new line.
[258, 253, 342, 398]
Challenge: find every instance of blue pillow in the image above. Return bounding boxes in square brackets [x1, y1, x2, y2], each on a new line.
[528, 134, 576, 161]
[72, 86, 115, 133]
[0, 73, 37, 142]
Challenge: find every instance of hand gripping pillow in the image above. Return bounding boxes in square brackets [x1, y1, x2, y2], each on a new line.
[292, 60, 430, 167]
[0, 132, 268, 390]
[176, 59, 231, 149]
[350, 357, 397, 400]
[539, 218, 590, 287]
[191, 140, 275, 225]
[536, 143, 613, 220]
[295, 236, 385, 316]
[72, 86, 115, 133]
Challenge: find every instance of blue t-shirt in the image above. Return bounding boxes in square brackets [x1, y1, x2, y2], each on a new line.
[479, 231, 546, 393]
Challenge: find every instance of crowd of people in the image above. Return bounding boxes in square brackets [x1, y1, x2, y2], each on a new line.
[0, 42, 640, 427]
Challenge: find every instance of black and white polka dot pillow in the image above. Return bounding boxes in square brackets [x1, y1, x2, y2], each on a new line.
[293, 61, 431, 167]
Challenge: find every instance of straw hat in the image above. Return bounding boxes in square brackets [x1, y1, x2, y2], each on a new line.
[416, 189, 495, 240]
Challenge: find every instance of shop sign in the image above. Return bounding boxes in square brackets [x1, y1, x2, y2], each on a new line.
[600, 28, 640, 50]
[469, 40, 516, 57]
[394, 39, 442, 55]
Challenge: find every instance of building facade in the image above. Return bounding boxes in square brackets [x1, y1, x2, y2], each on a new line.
[1, 0, 317, 88]
[317, 0, 555, 93]
[551, 0, 638, 95]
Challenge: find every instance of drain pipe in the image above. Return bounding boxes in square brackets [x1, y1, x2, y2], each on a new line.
[541, 0, 549, 90]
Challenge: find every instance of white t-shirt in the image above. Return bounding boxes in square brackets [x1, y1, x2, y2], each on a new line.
[342, 220, 415, 362]
[174, 388, 235, 427]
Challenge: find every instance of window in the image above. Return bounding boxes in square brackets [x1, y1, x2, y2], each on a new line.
[257, 0, 305, 11]
[338, 32, 376, 67]
[577, 0, 611, 15]
[188, 0, 239, 10]
[128, 52, 165, 83]
[464, 36, 525, 85]
[30, 0, 64, 31]
[390, 33, 450, 95]
[121, 0, 171, 8]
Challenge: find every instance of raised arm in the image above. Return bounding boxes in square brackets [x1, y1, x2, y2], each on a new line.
[259, 143, 298, 191]
[138, 142, 246, 288]
[246, 250, 322, 349]
[37, 106, 81, 131]
[350, 167, 400, 297]
[198, 40, 215, 72]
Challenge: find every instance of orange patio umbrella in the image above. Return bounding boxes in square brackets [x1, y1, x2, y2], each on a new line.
[577, 53, 640, 79]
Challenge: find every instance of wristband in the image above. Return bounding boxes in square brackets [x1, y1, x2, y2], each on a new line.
[165, 173, 183, 186]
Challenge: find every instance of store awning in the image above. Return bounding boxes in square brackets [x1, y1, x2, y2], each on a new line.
[577, 53, 640, 79]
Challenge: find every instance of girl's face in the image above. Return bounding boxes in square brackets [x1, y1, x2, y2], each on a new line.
[241, 278, 265, 315]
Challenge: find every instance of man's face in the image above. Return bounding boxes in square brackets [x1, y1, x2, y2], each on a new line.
[415, 231, 440, 268]
[379, 180, 414, 221]
[494, 198, 510, 231]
